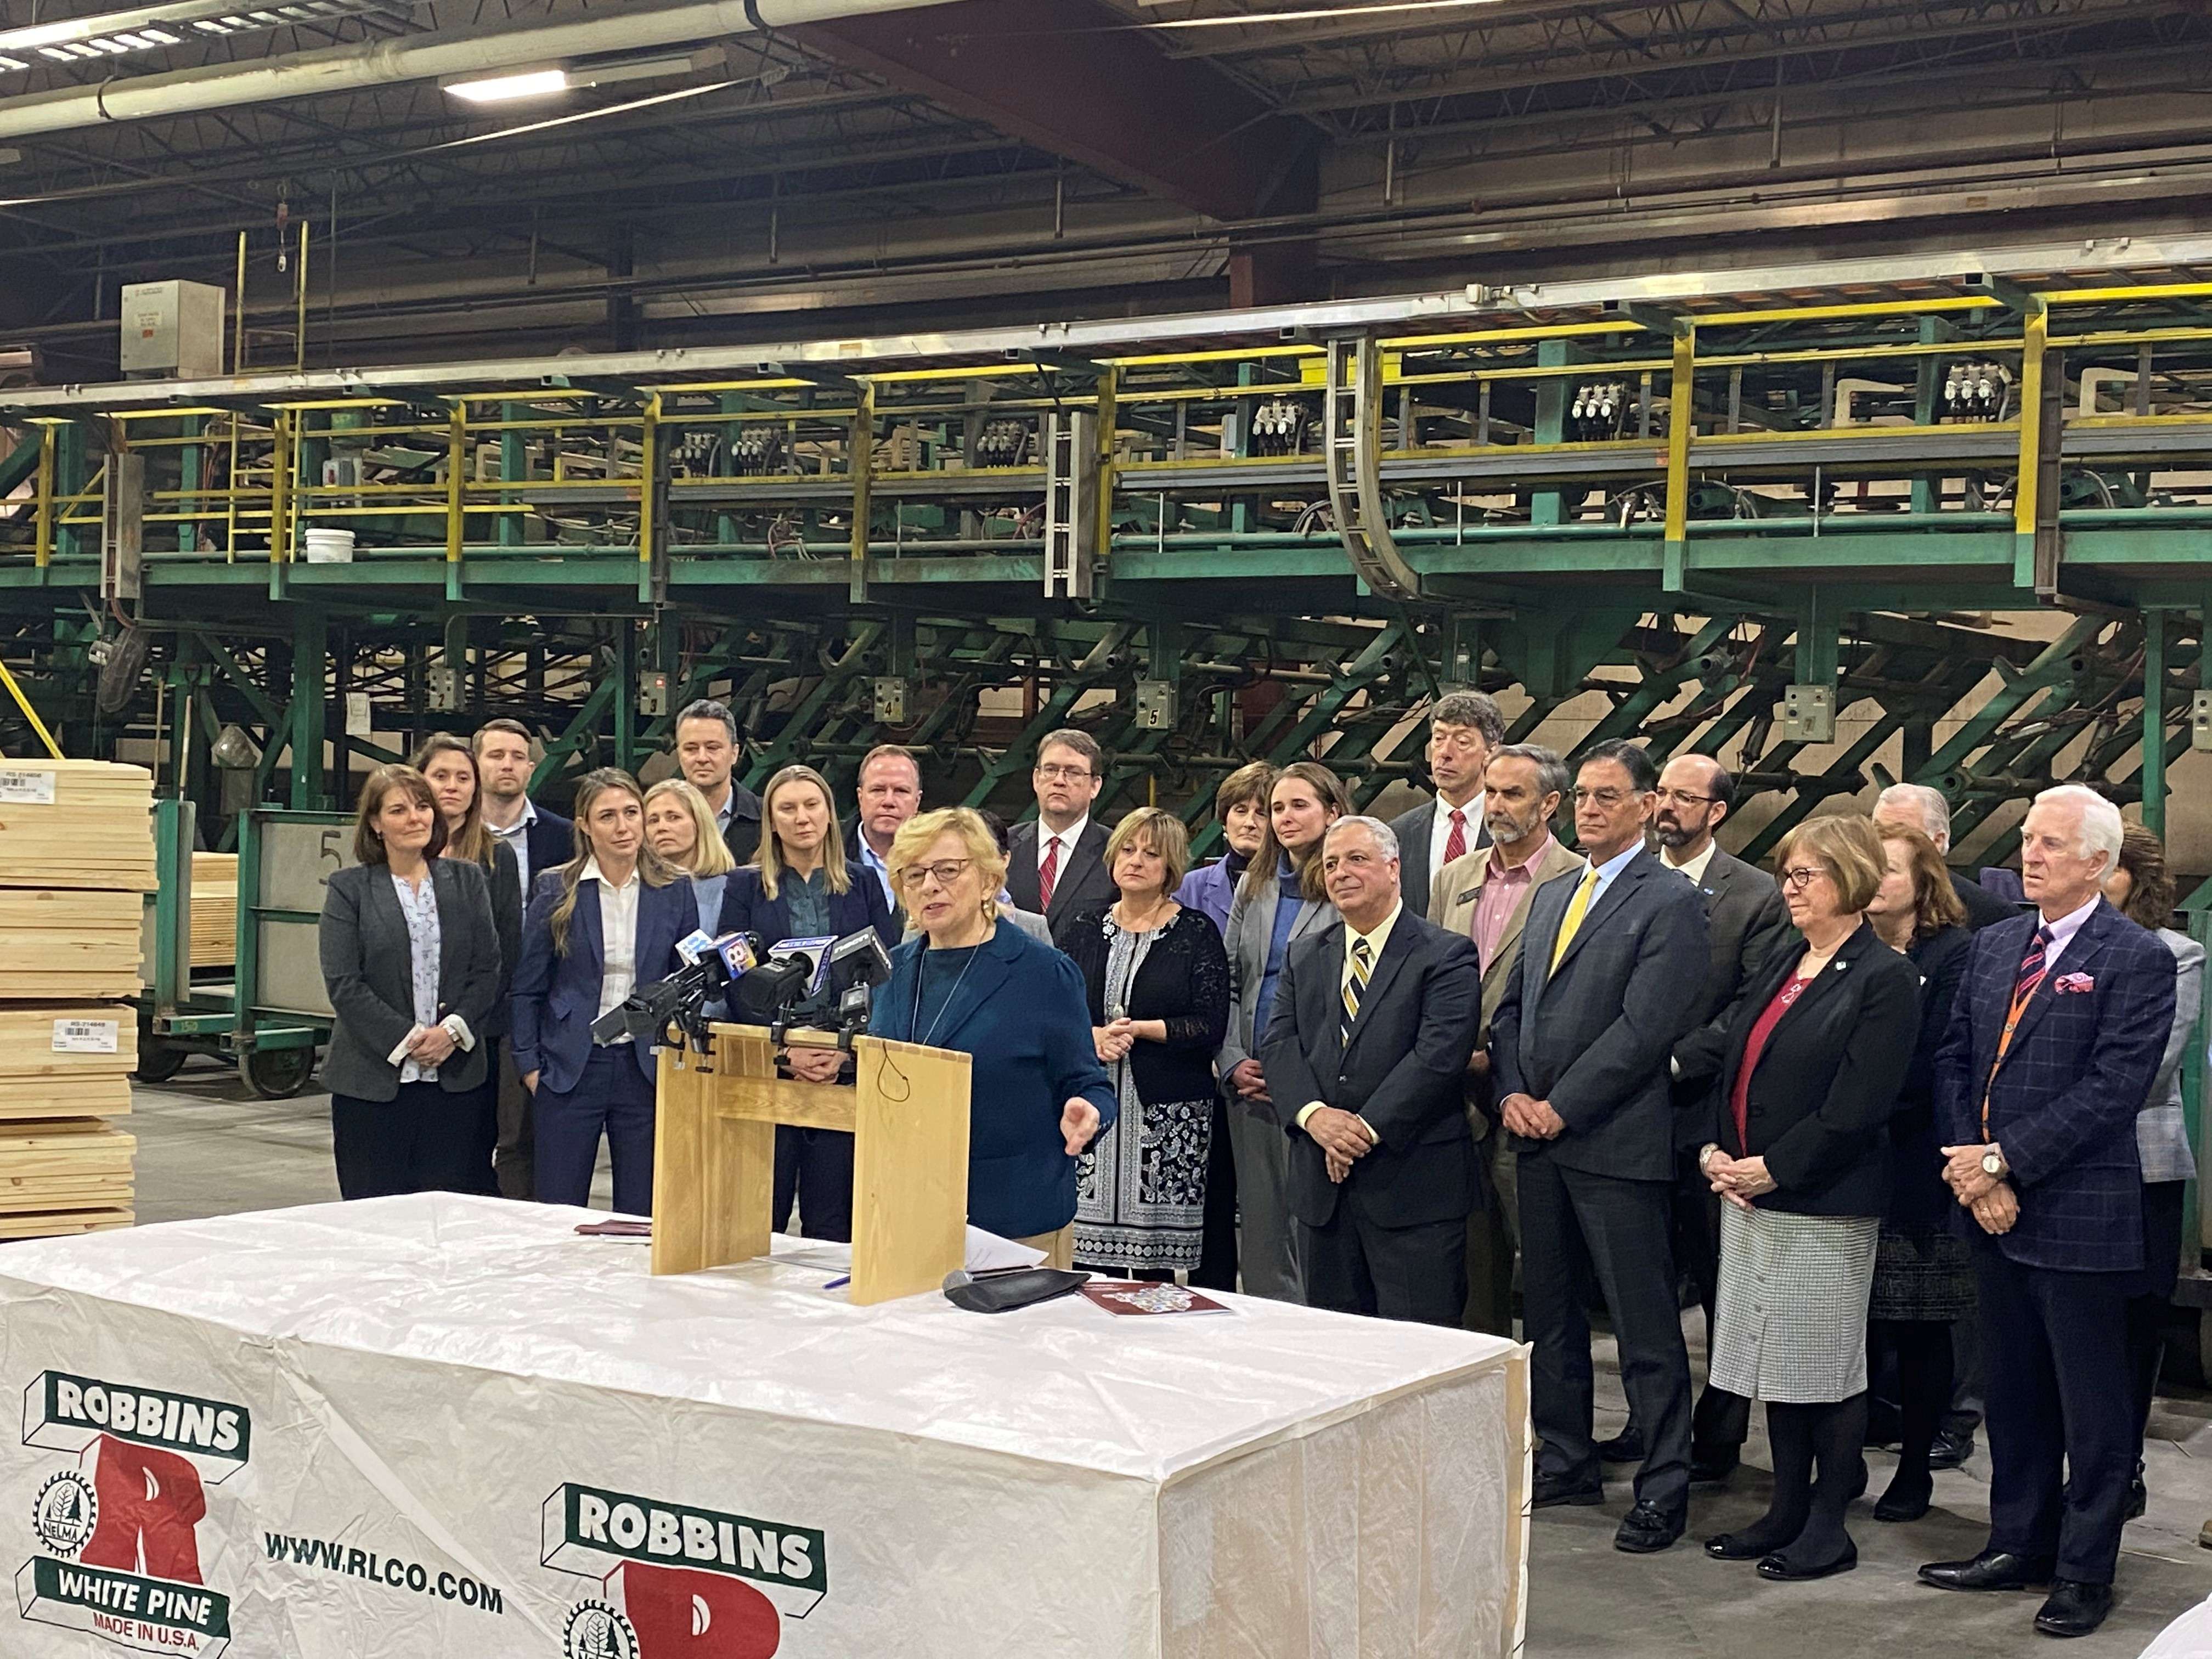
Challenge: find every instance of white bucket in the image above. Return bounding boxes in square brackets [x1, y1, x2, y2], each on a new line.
[301, 527, 356, 564]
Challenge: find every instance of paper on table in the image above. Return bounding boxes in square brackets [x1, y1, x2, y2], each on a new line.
[779, 1226, 1047, 1277]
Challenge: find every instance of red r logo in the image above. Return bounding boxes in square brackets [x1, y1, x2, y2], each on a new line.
[76, 1435, 207, 1583]
[614, 1561, 781, 1658]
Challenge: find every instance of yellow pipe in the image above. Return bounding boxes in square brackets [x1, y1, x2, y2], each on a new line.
[294, 218, 309, 372]
[1694, 296, 2002, 325]
[0, 657, 63, 759]
[233, 230, 248, 374]
[32, 426, 52, 567]
[2015, 305, 2047, 554]
[849, 381, 875, 571]
[1383, 320, 1643, 348]
[447, 403, 467, 565]
[861, 362, 1050, 384]
[2044, 281, 2212, 305]
[1663, 326, 1694, 552]
[1106, 344, 1322, 367]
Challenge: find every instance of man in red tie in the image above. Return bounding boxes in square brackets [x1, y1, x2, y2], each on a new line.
[1389, 690, 1504, 916]
[1006, 729, 1115, 945]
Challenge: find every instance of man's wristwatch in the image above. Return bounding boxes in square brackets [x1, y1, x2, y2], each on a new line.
[1980, 1146, 2006, 1179]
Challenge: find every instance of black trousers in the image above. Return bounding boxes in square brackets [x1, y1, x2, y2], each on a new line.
[492, 1040, 534, 1200]
[1667, 1144, 1752, 1455]
[1189, 1095, 1241, 1294]
[772, 1126, 855, 1242]
[1299, 1207, 1467, 1327]
[332, 1081, 495, 1200]
[2128, 1180, 2187, 1457]
[1974, 1236, 2136, 1583]
[1520, 1153, 1693, 1513]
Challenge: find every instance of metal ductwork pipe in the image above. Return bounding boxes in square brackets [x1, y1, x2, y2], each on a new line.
[0, 0, 946, 142]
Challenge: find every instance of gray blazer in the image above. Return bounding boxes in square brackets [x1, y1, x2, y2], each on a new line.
[2140, 928, 2205, 1184]
[1215, 868, 1338, 1080]
[1389, 795, 1489, 919]
[1489, 850, 1709, 1182]
[319, 859, 502, 1102]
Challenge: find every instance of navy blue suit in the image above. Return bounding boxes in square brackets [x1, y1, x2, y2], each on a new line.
[522, 807, 574, 890]
[717, 864, 896, 1240]
[869, 920, 1115, 1240]
[510, 871, 692, 1215]
[715, 864, 898, 954]
[1933, 898, 2175, 1584]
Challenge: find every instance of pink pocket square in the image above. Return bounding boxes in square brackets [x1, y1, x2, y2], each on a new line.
[2054, 972, 2095, 995]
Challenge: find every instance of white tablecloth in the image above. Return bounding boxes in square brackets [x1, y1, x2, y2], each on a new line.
[0, 1193, 1528, 1659]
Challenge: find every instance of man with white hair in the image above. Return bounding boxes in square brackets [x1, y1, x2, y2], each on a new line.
[1259, 815, 1482, 1327]
[1873, 782, 2017, 930]
[1918, 784, 2176, 1640]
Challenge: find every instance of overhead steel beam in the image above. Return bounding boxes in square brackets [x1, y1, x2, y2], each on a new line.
[790, 0, 1317, 224]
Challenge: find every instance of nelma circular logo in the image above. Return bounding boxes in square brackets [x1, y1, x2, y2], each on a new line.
[31, 1470, 97, 1559]
[562, 1599, 640, 1659]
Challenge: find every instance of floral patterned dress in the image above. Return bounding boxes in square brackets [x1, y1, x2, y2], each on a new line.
[1071, 907, 1231, 1273]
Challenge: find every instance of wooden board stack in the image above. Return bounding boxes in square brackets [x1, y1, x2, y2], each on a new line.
[191, 851, 239, 967]
[0, 760, 154, 1238]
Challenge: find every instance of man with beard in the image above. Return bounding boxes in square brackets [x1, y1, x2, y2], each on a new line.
[1429, 743, 1586, 1334]
[1597, 753, 1790, 1480]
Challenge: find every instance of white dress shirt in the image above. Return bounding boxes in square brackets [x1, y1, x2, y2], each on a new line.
[2034, 891, 2101, 975]
[1429, 792, 1485, 881]
[584, 858, 642, 1040]
[486, 798, 539, 891]
[1661, 838, 1718, 886]
[1295, 900, 1402, 1146]
[1036, 815, 1090, 874]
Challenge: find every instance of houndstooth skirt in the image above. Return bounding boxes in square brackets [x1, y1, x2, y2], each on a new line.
[1709, 1203, 1881, 1405]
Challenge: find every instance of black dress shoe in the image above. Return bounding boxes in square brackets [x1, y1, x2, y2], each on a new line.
[1689, 1447, 1740, 1485]
[1917, 1550, 2056, 1592]
[1927, 1426, 1975, 1470]
[1705, 1532, 1771, 1561]
[2127, 1477, 2148, 1522]
[1757, 1541, 1858, 1582]
[1615, 1500, 1686, 1554]
[2033, 1579, 2113, 1639]
[1532, 1471, 1604, 1509]
[1596, 1429, 1647, 1464]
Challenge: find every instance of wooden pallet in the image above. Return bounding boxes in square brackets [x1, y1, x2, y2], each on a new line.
[0, 1208, 132, 1238]
[0, 760, 156, 893]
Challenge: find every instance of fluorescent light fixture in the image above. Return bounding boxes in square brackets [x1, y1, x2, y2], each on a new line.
[444, 67, 571, 104]
[0, 0, 417, 68]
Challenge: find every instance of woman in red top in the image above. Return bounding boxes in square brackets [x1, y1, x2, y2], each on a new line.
[1699, 815, 1921, 1582]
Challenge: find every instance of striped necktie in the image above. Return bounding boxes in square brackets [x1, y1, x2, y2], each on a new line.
[1342, 935, 1373, 1036]
[1442, 807, 1468, 866]
[1549, 865, 1601, 974]
[1982, 924, 2053, 1136]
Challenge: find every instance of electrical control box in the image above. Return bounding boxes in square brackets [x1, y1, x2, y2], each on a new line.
[1134, 681, 1177, 731]
[639, 670, 669, 718]
[2193, 690, 2212, 752]
[120, 280, 227, 380]
[1782, 683, 1835, 744]
[425, 664, 462, 713]
[873, 677, 910, 725]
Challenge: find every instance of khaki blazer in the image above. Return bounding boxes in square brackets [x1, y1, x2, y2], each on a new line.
[1429, 836, 1586, 1127]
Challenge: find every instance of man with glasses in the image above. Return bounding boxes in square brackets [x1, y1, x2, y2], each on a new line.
[1390, 690, 1506, 916]
[1596, 754, 1790, 1482]
[1005, 729, 1115, 945]
[1491, 738, 1708, 1554]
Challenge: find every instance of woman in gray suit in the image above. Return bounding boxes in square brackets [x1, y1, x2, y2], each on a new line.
[1214, 760, 1350, 1301]
[2104, 823, 2206, 1519]
[319, 764, 504, 1199]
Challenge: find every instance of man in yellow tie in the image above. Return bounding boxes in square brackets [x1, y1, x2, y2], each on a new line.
[1489, 740, 1710, 1555]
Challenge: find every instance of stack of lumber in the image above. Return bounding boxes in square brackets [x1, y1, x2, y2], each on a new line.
[191, 851, 239, 967]
[0, 760, 152, 1237]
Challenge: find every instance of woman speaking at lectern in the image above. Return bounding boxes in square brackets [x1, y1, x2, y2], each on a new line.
[870, 808, 1116, 1267]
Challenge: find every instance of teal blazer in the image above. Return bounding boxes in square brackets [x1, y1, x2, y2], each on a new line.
[869, 919, 1115, 1239]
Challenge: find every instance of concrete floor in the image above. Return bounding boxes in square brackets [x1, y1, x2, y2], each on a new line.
[109, 1065, 2212, 1655]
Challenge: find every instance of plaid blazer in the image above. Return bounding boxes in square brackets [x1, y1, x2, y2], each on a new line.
[1933, 899, 2176, 1273]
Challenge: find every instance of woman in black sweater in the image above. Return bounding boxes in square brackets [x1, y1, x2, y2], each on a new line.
[1064, 808, 1232, 1279]
[1700, 814, 1920, 1582]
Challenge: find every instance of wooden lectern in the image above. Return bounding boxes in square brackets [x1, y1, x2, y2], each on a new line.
[651, 1024, 972, 1305]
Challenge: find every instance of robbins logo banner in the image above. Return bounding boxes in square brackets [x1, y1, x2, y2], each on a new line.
[15, 1371, 248, 1656]
[541, 1482, 828, 1658]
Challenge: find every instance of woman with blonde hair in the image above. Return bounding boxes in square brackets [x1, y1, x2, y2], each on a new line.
[716, 763, 896, 1240]
[510, 769, 693, 1214]
[1700, 814, 1921, 1581]
[1065, 808, 1231, 1277]
[642, 777, 736, 934]
[867, 807, 1114, 1263]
